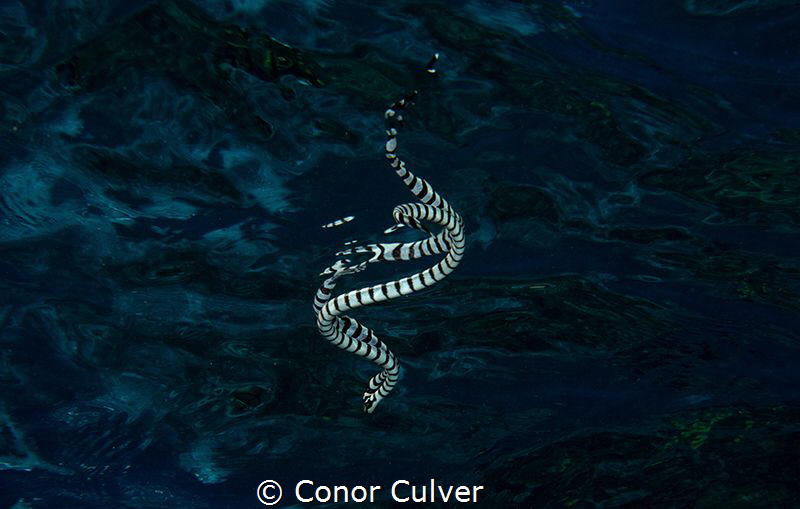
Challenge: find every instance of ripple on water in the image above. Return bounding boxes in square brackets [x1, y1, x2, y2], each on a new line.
[0, 161, 59, 239]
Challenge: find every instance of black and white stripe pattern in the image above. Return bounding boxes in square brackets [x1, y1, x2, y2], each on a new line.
[314, 54, 465, 413]
[321, 215, 354, 229]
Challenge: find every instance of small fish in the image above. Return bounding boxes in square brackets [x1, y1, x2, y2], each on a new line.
[321, 215, 354, 229]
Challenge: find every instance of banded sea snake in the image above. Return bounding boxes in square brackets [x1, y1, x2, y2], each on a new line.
[313, 54, 465, 413]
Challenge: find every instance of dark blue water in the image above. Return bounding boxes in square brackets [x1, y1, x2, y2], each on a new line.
[1, 1, 799, 507]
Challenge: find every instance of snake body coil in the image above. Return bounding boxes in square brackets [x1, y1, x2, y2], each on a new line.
[314, 55, 465, 413]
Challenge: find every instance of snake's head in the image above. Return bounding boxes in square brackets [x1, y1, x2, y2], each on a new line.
[319, 259, 366, 279]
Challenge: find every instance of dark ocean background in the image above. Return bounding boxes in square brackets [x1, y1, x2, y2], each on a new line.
[1, 0, 799, 507]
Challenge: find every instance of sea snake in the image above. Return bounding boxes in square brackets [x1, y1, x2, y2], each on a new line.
[314, 54, 465, 413]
